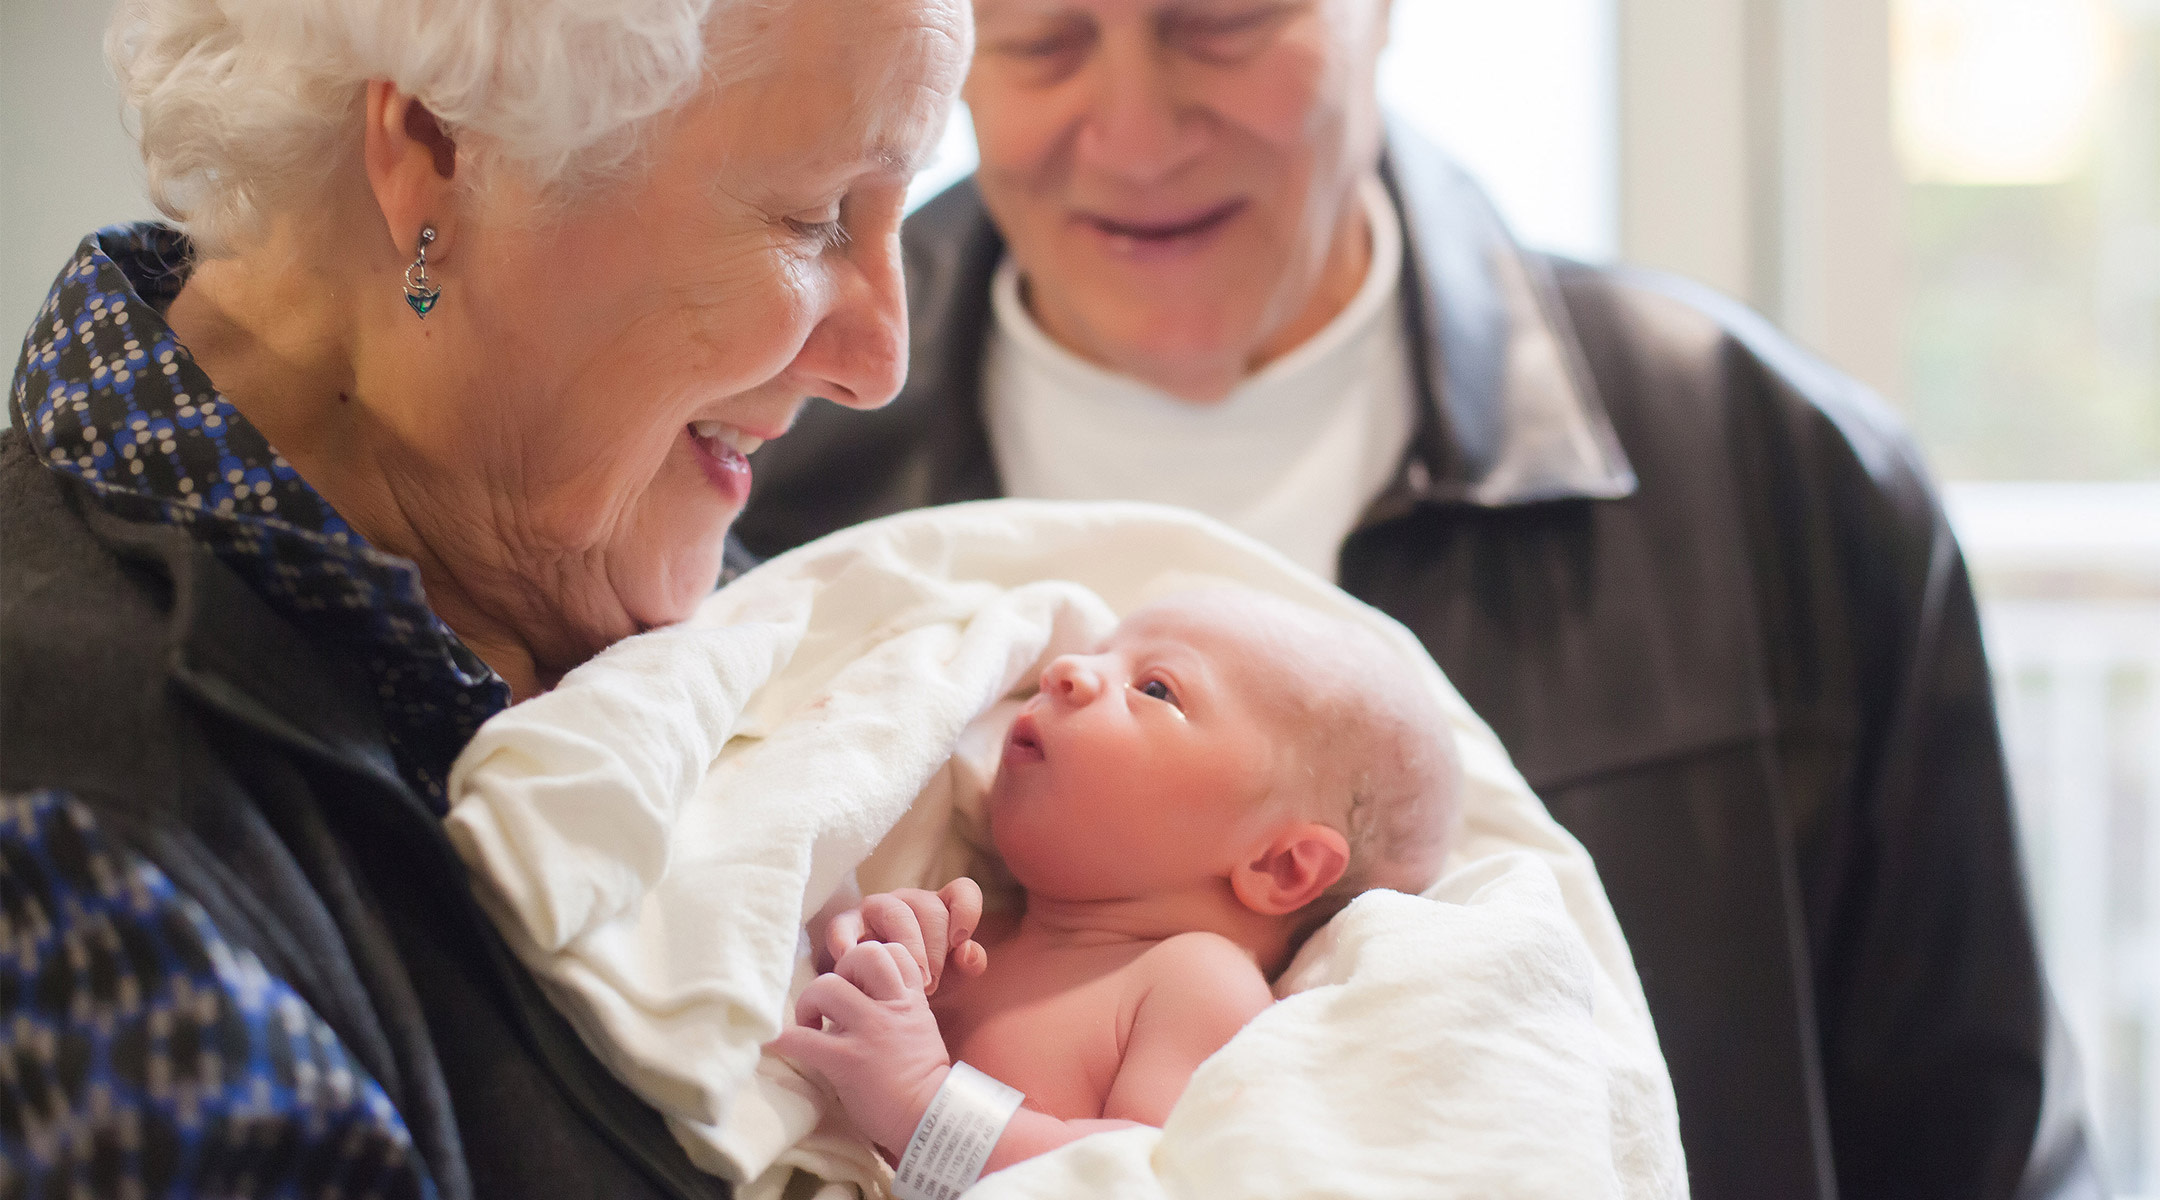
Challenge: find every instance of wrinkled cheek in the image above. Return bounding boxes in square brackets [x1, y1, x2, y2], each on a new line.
[612, 451, 737, 625]
[518, 429, 673, 553]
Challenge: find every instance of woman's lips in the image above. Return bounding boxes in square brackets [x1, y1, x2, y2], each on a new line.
[1074, 199, 1246, 260]
[686, 422, 758, 503]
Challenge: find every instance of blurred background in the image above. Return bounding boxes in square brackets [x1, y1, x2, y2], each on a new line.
[5, 0, 2157, 1191]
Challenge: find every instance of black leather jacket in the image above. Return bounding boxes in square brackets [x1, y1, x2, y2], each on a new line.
[737, 124, 2104, 1200]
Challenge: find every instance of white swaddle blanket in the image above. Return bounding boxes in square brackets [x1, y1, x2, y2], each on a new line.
[444, 500, 1686, 1200]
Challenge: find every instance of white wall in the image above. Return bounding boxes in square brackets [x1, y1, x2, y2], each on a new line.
[1379, 0, 1618, 263]
[1617, 0, 1906, 399]
[1, 0, 158, 373]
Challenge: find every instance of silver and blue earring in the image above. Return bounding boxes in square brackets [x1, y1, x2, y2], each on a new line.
[403, 225, 441, 318]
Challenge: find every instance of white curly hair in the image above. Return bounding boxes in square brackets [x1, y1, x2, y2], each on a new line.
[107, 0, 769, 257]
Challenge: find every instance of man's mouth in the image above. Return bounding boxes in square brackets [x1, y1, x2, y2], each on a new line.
[1077, 200, 1246, 247]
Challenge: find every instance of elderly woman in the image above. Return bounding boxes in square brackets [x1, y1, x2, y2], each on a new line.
[0, 0, 964, 1195]
[737, 2, 2101, 1199]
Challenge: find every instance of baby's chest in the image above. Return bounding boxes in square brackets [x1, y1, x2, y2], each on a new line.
[934, 958, 1146, 1121]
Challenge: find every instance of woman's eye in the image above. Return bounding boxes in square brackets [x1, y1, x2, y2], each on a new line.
[785, 215, 850, 252]
[1138, 678, 1179, 707]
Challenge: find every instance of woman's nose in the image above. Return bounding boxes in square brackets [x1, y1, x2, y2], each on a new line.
[790, 232, 909, 411]
[1040, 655, 1103, 706]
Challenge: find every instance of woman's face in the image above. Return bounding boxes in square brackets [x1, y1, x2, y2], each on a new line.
[965, 0, 1390, 400]
[412, 0, 968, 676]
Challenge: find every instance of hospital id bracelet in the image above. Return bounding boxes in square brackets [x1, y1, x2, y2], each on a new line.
[891, 1062, 1024, 1200]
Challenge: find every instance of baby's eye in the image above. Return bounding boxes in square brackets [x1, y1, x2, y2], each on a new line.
[1137, 678, 1180, 708]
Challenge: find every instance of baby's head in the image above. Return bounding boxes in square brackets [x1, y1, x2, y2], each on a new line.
[988, 587, 1460, 931]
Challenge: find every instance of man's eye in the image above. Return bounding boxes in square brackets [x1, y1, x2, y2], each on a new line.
[986, 17, 1095, 81]
[1009, 30, 1086, 57]
[991, 17, 1093, 60]
[1137, 678, 1179, 707]
[1171, 6, 1287, 61]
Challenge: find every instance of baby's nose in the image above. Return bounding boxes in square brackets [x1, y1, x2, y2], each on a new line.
[1041, 655, 1103, 705]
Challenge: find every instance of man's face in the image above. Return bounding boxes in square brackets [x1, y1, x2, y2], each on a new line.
[965, 0, 1391, 400]
[987, 597, 1290, 901]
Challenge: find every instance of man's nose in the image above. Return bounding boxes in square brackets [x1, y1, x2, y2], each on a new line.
[1075, 32, 1204, 186]
[1041, 655, 1103, 706]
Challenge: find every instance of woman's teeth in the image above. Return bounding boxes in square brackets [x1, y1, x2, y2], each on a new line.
[689, 421, 765, 455]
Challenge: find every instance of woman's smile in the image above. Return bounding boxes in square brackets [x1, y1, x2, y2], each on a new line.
[686, 420, 770, 504]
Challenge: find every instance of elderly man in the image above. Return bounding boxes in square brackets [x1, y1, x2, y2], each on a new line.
[736, 2, 2103, 1197]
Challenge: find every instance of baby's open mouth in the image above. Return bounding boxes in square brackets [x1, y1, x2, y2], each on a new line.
[1005, 712, 1046, 763]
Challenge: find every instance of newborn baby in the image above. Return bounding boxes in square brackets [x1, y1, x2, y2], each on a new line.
[774, 588, 1460, 1181]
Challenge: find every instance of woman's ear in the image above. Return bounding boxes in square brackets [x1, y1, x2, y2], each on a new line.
[363, 81, 460, 262]
[1229, 823, 1351, 916]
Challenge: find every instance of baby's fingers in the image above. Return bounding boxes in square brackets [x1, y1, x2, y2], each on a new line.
[859, 893, 933, 984]
[796, 970, 874, 1031]
[835, 939, 924, 1001]
[773, 1023, 838, 1071]
[937, 878, 984, 955]
[948, 938, 989, 980]
[821, 908, 867, 972]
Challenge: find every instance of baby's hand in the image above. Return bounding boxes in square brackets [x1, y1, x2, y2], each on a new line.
[817, 878, 987, 996]
[775, 941, 954, 1156]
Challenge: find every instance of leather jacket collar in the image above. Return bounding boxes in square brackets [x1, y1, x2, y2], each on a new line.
[1380, 115, 1637, 508]
[888, 117, 1637, 518]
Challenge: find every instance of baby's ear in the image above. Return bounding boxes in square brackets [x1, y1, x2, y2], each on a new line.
[1230, 824, 1350, 916]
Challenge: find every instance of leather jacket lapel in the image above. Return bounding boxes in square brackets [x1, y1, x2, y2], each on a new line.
[1382, 116, 1637, 507]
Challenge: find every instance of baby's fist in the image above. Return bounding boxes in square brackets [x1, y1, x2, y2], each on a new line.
[776, 941, 953, 1154]
[819, 878, 987, 996]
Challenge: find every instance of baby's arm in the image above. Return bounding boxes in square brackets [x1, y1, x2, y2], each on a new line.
[777, 933, 1272, 1180]
[1101, 933, 1275, 1126]
[976, 932, 1275, 1172]
[775, 939, 1142, 1164]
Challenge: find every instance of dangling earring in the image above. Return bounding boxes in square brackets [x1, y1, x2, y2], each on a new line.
[403, 225, 441, 318]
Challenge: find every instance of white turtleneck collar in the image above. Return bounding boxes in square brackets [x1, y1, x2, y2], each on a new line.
[983, 177, 1416, 581]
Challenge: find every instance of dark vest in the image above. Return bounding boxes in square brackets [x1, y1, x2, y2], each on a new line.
[0, 430, 729, 1200]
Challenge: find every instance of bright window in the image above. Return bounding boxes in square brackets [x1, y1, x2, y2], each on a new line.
[1895, 2, 2160, 1191]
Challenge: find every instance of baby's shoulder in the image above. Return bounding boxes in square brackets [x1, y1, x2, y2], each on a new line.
[1120, 932, 1274, 1042]
[1132, 931, 1270, 995]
